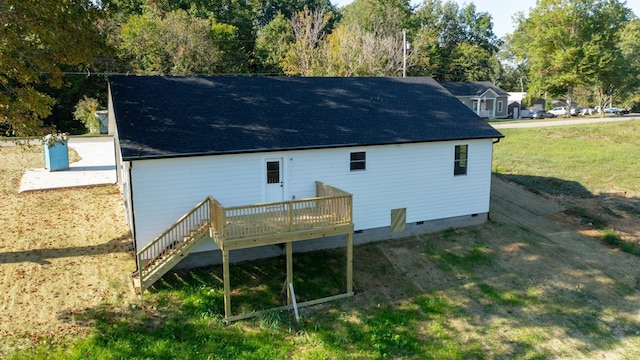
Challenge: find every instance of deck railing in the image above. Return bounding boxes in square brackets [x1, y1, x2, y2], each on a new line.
[136, 197, 211, 277]
[135, 182, 352, 291]
[221, 194, 352, 240]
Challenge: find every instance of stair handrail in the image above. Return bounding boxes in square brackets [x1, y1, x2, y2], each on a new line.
[136, 196, 212, 275]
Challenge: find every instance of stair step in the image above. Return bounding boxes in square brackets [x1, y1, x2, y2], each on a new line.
[135, 225, 210, 293]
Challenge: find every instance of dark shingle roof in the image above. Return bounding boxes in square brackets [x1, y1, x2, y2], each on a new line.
[440, 81, 509, 97]
[108, 76, 503, 161]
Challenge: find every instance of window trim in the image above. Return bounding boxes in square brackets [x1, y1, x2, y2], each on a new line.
[497, 100, 503, 113]
[454, 144, 468, 176]
[349, 151, 366, 172]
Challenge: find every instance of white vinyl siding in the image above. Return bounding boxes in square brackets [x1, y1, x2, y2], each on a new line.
[129, 139, 495, 251]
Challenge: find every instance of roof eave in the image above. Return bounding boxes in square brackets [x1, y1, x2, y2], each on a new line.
[121, 135, 505, 162]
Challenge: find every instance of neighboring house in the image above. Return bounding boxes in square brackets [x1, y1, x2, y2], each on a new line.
[441, 81, 509, 119]
[108, 76, 504, 297]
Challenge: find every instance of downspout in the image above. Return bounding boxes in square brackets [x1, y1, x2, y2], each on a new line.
[128, 162, 138, 276]
[488, 137, 502, 221]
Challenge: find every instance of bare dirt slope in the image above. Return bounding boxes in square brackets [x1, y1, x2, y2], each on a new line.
[352, 177, 640, 358]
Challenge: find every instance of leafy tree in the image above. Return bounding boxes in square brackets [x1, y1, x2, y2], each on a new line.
[496, 33, 530, 92]
[118, 10, 224, 75]
[448, 42, 500, 82]
[0, 0, 106, 137]
[611, 18, 640, 109]
[249, 0, 338, 29]
[73, 96, 101, 134]
[210, 20, 249, 73]
[321, 24, 403, 76]
[254, 13, 295, 74]
[511, 0, 631, 114]
[409, 0, 500, 81]
[340, 0, 412, 37]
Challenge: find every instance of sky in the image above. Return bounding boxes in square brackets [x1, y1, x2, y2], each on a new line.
[331, 0, 640, 38]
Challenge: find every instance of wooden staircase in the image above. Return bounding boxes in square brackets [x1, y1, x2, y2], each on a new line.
[132, 197, 215, 293]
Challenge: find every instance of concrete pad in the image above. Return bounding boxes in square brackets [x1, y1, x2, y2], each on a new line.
[19, 138, 117, 193]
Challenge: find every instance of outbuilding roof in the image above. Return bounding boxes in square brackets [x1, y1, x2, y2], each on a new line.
[108, 76, 503, 161]
[440, 81, 509, 97]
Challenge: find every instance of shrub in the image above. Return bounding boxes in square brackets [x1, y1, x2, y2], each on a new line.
[73, 96, 101, 134]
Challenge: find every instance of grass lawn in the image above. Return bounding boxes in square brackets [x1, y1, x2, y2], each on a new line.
[493, 120, 640, 196]
[3, 120, 640, 359]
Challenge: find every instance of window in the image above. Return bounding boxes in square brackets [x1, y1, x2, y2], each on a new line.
[350, 151, 366, 171]
[266, 161, 280, 184]
[497, 100, 503, 113]
[454, 145, 468, 176]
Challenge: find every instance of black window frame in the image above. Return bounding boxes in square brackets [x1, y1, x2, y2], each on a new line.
[266, 160, 280, 184]
[350, 151, 366, 172]
[454, 145, 468, 176]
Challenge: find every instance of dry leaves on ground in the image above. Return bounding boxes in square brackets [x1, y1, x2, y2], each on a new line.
[0, 145, 138, 355]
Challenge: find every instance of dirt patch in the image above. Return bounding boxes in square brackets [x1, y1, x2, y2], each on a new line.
[347, 177, 640, 358]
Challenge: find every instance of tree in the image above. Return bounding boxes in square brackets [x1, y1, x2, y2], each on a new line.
[254, 13, 295, 74]
[340, 0, 412, 37]
[73, 96, 101, 134]
[409, 0, 500, 81]
[321, 24, 403, 76]
[511, 0, 631, 115]
[118, 10, 224, 75]
[448, 42, 501, 82]
[0, 0, 106, 137]
[609, 18, 640, 109]
[282, 6, 332, 75]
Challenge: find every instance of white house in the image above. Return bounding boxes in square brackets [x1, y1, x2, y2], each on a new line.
[108, 76, 504, 290]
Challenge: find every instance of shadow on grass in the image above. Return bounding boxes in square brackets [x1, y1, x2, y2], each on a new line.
[55, 302, 293, 359]
[496, 172, 640, 234]
[496, 173, 594, 198]
[45, 234, 640, 359]
[0, 233, 132, 265]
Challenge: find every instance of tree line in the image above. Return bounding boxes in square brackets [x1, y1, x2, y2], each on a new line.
[1, 0, 638, 136]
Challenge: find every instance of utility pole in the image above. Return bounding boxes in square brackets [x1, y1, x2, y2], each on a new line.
[402, 29, 407, 78]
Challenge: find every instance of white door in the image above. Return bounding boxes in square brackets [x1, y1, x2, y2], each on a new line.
[265, 158, 284, 203]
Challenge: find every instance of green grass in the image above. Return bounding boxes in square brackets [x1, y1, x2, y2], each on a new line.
[493, 120, 640, 196]
[493, 120, 640, 257]
[477, 283, 527, 306]
[601, 228, 640, 256]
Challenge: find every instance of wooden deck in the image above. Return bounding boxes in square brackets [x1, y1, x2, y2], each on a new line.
[135, 182, 354, 321]
[211, 191, 352, 251]
[210, 182, 354, 321]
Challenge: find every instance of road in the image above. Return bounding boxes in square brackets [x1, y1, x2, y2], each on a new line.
[491, 114, 638, 129]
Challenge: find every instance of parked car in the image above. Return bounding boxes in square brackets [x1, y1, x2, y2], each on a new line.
[531, 109, 555, 119]
[549, 107, 566, 116]
[604, 107, 627, 116]
[549, 106, 579, 116]
[519, 109, 533, 119]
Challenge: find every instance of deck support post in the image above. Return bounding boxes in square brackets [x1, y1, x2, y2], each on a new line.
[286, 242, 293, 305]
[223, 249, 231, 320]
[347, 233, 353, 293]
